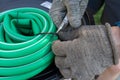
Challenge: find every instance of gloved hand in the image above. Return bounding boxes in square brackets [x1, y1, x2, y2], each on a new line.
[50, 0, 88, 28]
[52, 24, 117, 80]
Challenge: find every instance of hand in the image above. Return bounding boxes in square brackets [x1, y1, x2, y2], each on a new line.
[50, 0, 88, 28]
[52, 24, 115, 80]
[97, 26, 120, 80]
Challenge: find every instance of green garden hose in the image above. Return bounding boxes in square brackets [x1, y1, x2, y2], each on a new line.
[0, 7, 57, 80]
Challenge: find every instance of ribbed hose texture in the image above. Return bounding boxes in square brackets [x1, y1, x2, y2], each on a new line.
[0, 7, 57, 80]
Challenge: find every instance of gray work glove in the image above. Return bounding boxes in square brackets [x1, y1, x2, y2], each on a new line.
[50, 0, 88, 28]
[52, 24, 117, 80]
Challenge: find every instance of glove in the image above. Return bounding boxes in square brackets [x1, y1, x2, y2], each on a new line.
[50, 0, 88, 28]
[52, 23, 117, 80]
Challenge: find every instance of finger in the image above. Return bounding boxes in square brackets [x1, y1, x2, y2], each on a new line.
[60, 68, 71, 78]
[52, 40, 71, 56]
[49, 0, 66, 28]
[79, 0, 89, 17]
[64, 0, 81, 28]
[64, 0, 88, 28]
[55, 56, 69, 69]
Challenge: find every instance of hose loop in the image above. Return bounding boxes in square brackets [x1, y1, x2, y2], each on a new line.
[0, 7, 57, 80]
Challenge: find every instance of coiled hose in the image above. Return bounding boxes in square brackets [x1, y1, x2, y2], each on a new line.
[0, 7, 57, 80]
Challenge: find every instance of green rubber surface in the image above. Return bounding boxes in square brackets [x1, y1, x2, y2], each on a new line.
[0, 7, 57, 80]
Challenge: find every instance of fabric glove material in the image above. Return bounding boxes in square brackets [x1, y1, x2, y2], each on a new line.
[52, 24, 117, 80]
[50, 0, 88, 28]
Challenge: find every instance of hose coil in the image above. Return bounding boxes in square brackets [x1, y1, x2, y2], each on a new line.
[0, 7, 57, 80]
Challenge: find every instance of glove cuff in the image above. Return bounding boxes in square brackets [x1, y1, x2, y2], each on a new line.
[105, 23, 119, 64]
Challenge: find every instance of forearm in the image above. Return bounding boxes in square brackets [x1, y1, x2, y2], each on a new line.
[97, 62, 120, 80]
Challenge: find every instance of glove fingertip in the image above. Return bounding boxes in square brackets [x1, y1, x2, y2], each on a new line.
[52, 40, 61, 49]
[52, 40, 61, 44]
[69, 17, 81, 28]
[52, 40, 65, 56]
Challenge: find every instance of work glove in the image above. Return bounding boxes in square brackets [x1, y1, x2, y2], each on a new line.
[50, 0, 88, 28]
[52, 23, 118, 80]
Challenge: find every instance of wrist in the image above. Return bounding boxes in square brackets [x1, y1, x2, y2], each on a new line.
[114, 21, 120, 27]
